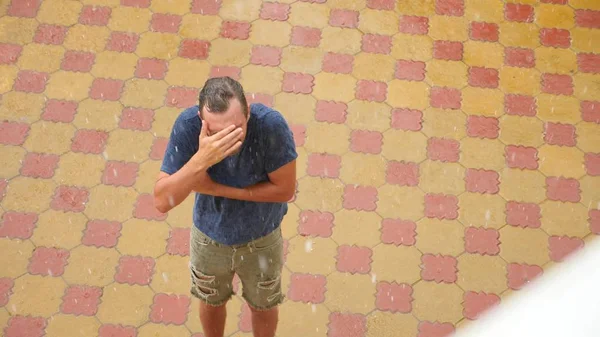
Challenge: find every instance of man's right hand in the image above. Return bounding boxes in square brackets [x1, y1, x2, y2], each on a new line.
[193, 120, 243, 169]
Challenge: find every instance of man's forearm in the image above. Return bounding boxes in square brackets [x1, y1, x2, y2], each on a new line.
[194, 180, 294, 203]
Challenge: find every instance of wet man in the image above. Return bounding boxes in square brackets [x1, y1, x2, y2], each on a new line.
[153, 77, 297, 337]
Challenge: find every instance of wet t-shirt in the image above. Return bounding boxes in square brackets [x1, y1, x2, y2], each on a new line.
[160, 103, 298, 245]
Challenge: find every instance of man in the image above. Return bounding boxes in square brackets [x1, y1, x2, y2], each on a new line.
[153, 76, 297, 337]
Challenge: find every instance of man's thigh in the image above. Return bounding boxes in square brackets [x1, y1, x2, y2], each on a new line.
[189, 226, 235, 306]
[236, 228, 285, 311]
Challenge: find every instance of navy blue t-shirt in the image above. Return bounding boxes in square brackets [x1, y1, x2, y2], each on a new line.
[160, 103, 298, 245]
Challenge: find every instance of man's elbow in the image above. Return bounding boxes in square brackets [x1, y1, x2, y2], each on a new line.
[283, 185, 296, 202]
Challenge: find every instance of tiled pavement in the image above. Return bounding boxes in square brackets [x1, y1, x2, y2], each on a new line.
[0, 0, 599, 336]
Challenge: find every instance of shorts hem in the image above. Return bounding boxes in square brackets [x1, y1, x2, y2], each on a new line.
[190, 290, 234, 307]
[242, 293, 285, 311]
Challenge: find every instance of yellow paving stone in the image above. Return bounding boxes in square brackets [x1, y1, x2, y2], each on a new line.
[498, 115, 544, 147]
[387, 80, 430, 110]
[288, 2, 330, 28]
[570, 28, 600, 53]
[118, 218, 170, 258]
[419, 161, 465, 195]
[24, 121, 75, 155]
[499, 169, 546, 203]
[0, 92, 46, 123]
[279, 301, 329, 337]
[63, 245, 121, 286]
[499, 227, 550, 265]
[121, 79, 169, 109]
[339, 152, 387, 187]
[574, 73, 600, 101]
[580, 176, 600, 211]
[150, 0, 190, 14]
[353, 53, 396, 82]
[81, 0, 120, 6]
[165, 59, 211, 88]
[187, 296, 243, 336]
[428, 16, 469, 41]
[535, 4, 574, 29]
[286, 236, 337, 275]
[457, 255, 507, 293]
[498, 22, 540, 49]
[136, 32, 181, 60]
[73, 99, 122, 131]
[249, 20, 292, 48]
[320, 27, 363, 54]
[371, 244, 422, 283]
[208, 39, 253, 67]
[54, 152, 105, 187]
[165, 194, 195, 228]
[0, 309, 8, 335]
[63, 25, 111, 53]
[0, 238, 34, 278]
[220, 0, 262, 21]
[31, 210, 87, 250]
[359, 9, 399, 35]
[2, 177, 56, 213]
[45, 314, 100, 337]
[296, 147, 308, 179]
[97, 283, 155, 326]
[326, 273, 375, 314]
[570, 0, 600, 9]
[240, 65, 284, 95]
[416, 218, 465, 256]
[85, 185, 138, 222]
[37, 0, 82, 25]
[459, 138, 506, 171]
[412, 282, 464, 323]
[577, 122, 600, 153]
[274, 93, 316, 125]
[295, 177, 344, 212]
[346, 101, 391, 132]
[304, 122, 350, 155]
[536, 94, 581, 124]
[464, 0, 504, 22]
[541, 201, 590, 238]
[151, 106, 181, 138]
[0, 17, 38, 44]
[426, 60, 467, 89]
[179, 14, 222, 40]
[0, 145, 26, 180]
[7, 274, 66, 317]
[109, 6, 152, 33]
[105, 129, 154, 163]
[506, 0, 537, 3]
[391, 34, 433, 62]
[462, 88, 504, 117]
[499, 67, 541, 96]
[45, 71, 95, 101]
[396, 0, 435, 15]
[421, 108, 467, 140]
[138, 324, 191, 337]
[538, 145, 585, 179]
[0, 1, 7, 16]
[0, 65, 17, 94]
[366, 312, 419, 337]
[459, 193, 506, 229]
[150, 254, 189, 295]
[279, 46, 324, 75]
[135, 160, 162, 194]
[91, 51, 138, 80]
[535, 48, 577, 75]
[463, 41, 504, 68]
[382, 129, 427, 163]
[312, 73, 356, 102]
[332, 210, 381, 247]
[17, 44, 64, 73]
[281, 202, 300, 240]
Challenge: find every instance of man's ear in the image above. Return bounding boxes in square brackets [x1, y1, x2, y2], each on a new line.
[247, 105, 251, 120]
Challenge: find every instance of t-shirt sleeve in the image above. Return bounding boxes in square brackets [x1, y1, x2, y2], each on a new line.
[262, 112, 298, 174]
[160, 113, 197, 175]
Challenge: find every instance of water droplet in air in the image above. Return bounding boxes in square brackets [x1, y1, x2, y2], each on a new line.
[305, 239, 313, 253]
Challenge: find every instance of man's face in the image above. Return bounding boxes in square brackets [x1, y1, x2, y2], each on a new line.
[200, 98, 249, 154]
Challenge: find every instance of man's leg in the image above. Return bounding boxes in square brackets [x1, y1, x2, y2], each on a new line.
[199, 301, 227, 337]
[250, 306, 279, 337]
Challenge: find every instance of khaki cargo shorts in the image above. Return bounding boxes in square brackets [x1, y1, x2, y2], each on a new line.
[189, 225, 285, 311]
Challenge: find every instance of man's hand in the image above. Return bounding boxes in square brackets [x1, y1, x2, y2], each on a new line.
[192, 120, 243, 168]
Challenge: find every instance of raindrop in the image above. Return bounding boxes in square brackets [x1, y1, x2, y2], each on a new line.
[371, 273, 377, 283]
[162, 272, 169, 283]
[168, 195, 175, 207]
[485, 210, 491, 221]
[304, 239, 313, 253]
[311, 304, 317, 313]
[258, 255, 268, 272]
